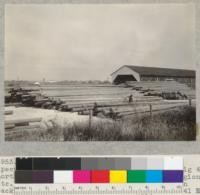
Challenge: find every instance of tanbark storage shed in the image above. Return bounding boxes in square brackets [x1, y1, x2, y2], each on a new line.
[111, 65, 195, 86]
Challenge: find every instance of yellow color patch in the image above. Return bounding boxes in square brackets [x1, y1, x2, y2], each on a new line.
[109, 170, 127, 183]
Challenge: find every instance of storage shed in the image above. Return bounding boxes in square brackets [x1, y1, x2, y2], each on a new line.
[111, 65, 195, 86]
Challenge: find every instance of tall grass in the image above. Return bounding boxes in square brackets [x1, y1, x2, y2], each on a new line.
[63, 106, 196, 141]
[7, 106, 196, 141]
[121, 106, 196, 141]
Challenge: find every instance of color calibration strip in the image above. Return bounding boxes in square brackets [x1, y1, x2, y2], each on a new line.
[15, 157, 183, 184]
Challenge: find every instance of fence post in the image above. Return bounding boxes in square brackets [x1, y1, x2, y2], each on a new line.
[150, 104, 152, 117]
[189, 99, 192, 106]
[89, 110, 93, 128]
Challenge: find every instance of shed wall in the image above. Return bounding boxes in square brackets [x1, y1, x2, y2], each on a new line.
[111, 66, 140, 82]
[141, 76, 195, 88]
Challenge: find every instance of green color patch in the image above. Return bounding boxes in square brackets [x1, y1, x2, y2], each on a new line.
[127, 170, 146, 183]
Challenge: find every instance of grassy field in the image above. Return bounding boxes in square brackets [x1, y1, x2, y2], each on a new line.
[8, 105, 195, 141]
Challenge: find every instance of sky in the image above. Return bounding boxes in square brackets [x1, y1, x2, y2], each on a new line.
[5, 3, 195, 81]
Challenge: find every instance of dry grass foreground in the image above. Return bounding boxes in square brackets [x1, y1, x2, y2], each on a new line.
[8, 106, 196, 141]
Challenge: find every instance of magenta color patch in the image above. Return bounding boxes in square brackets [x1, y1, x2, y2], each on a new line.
[73, 170, 91, 183]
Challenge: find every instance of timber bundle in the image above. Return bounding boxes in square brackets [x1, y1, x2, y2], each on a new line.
[5, 82, 195, 120]
[125, 81, 195, 100]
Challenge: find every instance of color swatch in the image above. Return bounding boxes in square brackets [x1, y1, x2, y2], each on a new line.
[146, 170, 163, 183]
[73, 171, 91, 183]
[91, 170, 109, 183]
[53, 171, 73, 183]
[110, 170, 127, 183]
[127, 170, 146, 183]
[15, 157, 183, 184]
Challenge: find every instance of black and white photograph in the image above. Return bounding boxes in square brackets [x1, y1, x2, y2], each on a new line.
[4, 3, 196, 141]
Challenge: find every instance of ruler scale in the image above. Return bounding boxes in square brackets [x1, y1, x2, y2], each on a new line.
[0, 156, 200, 195]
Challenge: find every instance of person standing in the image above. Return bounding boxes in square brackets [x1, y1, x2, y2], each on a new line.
[129, 94, 133, 103]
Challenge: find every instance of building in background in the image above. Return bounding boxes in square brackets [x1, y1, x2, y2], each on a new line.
[111, 65, 195, 87]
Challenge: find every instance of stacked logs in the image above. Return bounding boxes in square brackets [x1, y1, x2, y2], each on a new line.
[5, 88, 65, 109]
[126, 81, 195, 100]
[5, 87, 190, 120]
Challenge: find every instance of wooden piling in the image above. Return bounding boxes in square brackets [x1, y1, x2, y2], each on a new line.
[5, 110, 13, 115]
[89, 110, 93, 128]
[5, 117, 42, 126]
[150, 104, 152, 117]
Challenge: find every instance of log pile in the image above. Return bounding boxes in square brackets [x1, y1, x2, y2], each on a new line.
[5, 84, 194, 120]
[5, 110, 13, 115]
[126, 81, 195, 100]
[5, 87, 65, 109]
[5, 117, 42, 140]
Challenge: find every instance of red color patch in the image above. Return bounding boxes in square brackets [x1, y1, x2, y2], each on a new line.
[91, 170, 109, 183]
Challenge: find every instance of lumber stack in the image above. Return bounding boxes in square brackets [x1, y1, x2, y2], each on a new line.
[5, 117, 42, 126]
[117, 102, 189, 117]
[5, 87, 39, 105]
[5, 87, 65, 109]
[78, 100, 191, 119]
[4, 82, 196, 121]
[5, 110, 13, 115]
[126, 81, 195, 100]
[5, 117, 42, 140]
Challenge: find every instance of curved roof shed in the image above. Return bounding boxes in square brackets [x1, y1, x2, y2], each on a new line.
[111, 65, 195, 84]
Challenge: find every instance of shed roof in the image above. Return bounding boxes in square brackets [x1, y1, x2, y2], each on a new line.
[111, 65, 195, 78]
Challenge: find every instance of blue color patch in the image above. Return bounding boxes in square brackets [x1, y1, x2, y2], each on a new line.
[146, 170, 163, 183]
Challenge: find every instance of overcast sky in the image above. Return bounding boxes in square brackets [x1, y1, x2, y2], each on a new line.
[5, 4, 195, 81]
